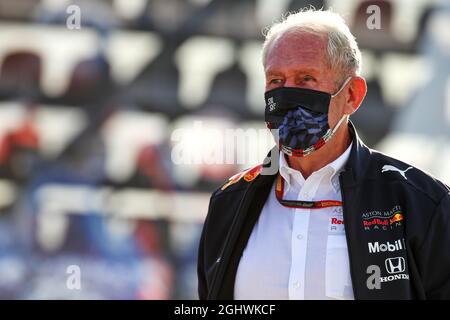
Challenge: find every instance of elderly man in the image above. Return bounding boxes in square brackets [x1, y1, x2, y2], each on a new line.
[197, 9, 450, 300]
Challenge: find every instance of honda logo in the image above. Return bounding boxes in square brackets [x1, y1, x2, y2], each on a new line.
[385, 257, 406, 274]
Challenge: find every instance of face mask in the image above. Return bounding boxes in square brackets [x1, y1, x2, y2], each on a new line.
[264, 77, 352, 157]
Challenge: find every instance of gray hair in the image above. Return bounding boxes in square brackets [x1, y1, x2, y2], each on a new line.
[262, 8, 362, 84]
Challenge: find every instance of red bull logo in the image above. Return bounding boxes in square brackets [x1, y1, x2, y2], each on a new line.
[331, 217, 344, 225]
[390, 213, 403, 224]
[243, 164, 262, 182]
[362, 207, 404, 231]
[221, 164, 262, 190]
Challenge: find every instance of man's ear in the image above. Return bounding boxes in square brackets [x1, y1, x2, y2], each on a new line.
[345, 76, 367, 115]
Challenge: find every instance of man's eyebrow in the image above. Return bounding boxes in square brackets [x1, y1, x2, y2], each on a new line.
[296, 68, 320, 74]
[264, 69, 282, 76]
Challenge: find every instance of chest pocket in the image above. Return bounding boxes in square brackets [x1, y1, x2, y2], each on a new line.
[325, 234, 354, 299]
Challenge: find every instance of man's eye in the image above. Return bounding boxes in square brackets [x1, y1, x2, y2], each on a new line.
[269, 79, 282, 84]
[303, 75, 314, 81]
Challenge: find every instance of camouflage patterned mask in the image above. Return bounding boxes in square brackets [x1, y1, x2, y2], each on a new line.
[264, 77, 351, 157]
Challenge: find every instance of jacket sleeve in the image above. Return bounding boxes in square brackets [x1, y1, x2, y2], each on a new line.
[418, 193, 450, 299]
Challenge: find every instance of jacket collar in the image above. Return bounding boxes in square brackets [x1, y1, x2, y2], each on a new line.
[341, 121, 372, 187]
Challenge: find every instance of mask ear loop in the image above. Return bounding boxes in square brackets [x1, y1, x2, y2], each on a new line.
[328, 114, 348, 137]
[331, 76, 353, 98]
[325, 76, 353, 142]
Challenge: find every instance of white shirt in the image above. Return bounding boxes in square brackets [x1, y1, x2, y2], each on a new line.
[234, 143, 354, 300]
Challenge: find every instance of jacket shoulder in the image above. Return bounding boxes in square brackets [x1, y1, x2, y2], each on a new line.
[370, 149, 450, 203]
[211, 164, 263, 198]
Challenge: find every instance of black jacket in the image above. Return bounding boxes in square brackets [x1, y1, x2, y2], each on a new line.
[197, 123, 450, 299]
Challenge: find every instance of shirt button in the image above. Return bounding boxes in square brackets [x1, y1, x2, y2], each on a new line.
[293, 281, 301, 289]
[297, 234, 303, 240]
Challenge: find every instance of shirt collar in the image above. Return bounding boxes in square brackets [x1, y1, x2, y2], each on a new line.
[279, 142, 353, 193]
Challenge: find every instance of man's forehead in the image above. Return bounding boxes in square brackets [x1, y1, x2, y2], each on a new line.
[265, 31, 328, 69]
[273, 31, 327, 48]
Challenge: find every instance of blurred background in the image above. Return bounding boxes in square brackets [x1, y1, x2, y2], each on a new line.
[0, 0, 448, 299]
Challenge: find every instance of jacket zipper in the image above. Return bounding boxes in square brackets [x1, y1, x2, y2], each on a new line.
[339, 172, 359, 299]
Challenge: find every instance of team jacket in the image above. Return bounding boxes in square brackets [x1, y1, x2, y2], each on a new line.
[197, 123, 450, 299]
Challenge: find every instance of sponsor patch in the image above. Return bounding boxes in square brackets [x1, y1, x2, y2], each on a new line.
[220, 164, 262, 190]
[329, 215, 345, 234]
[362, 205, 404, 231]
[368, 239, 406, 254]
[385, 257, 406, 274]
[366, 259, 410, 290]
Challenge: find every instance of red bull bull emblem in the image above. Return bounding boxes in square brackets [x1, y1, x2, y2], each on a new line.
[221, 164, 263, 190]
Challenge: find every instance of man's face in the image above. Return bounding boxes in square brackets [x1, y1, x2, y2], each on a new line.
[264, 31, 347, 129]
